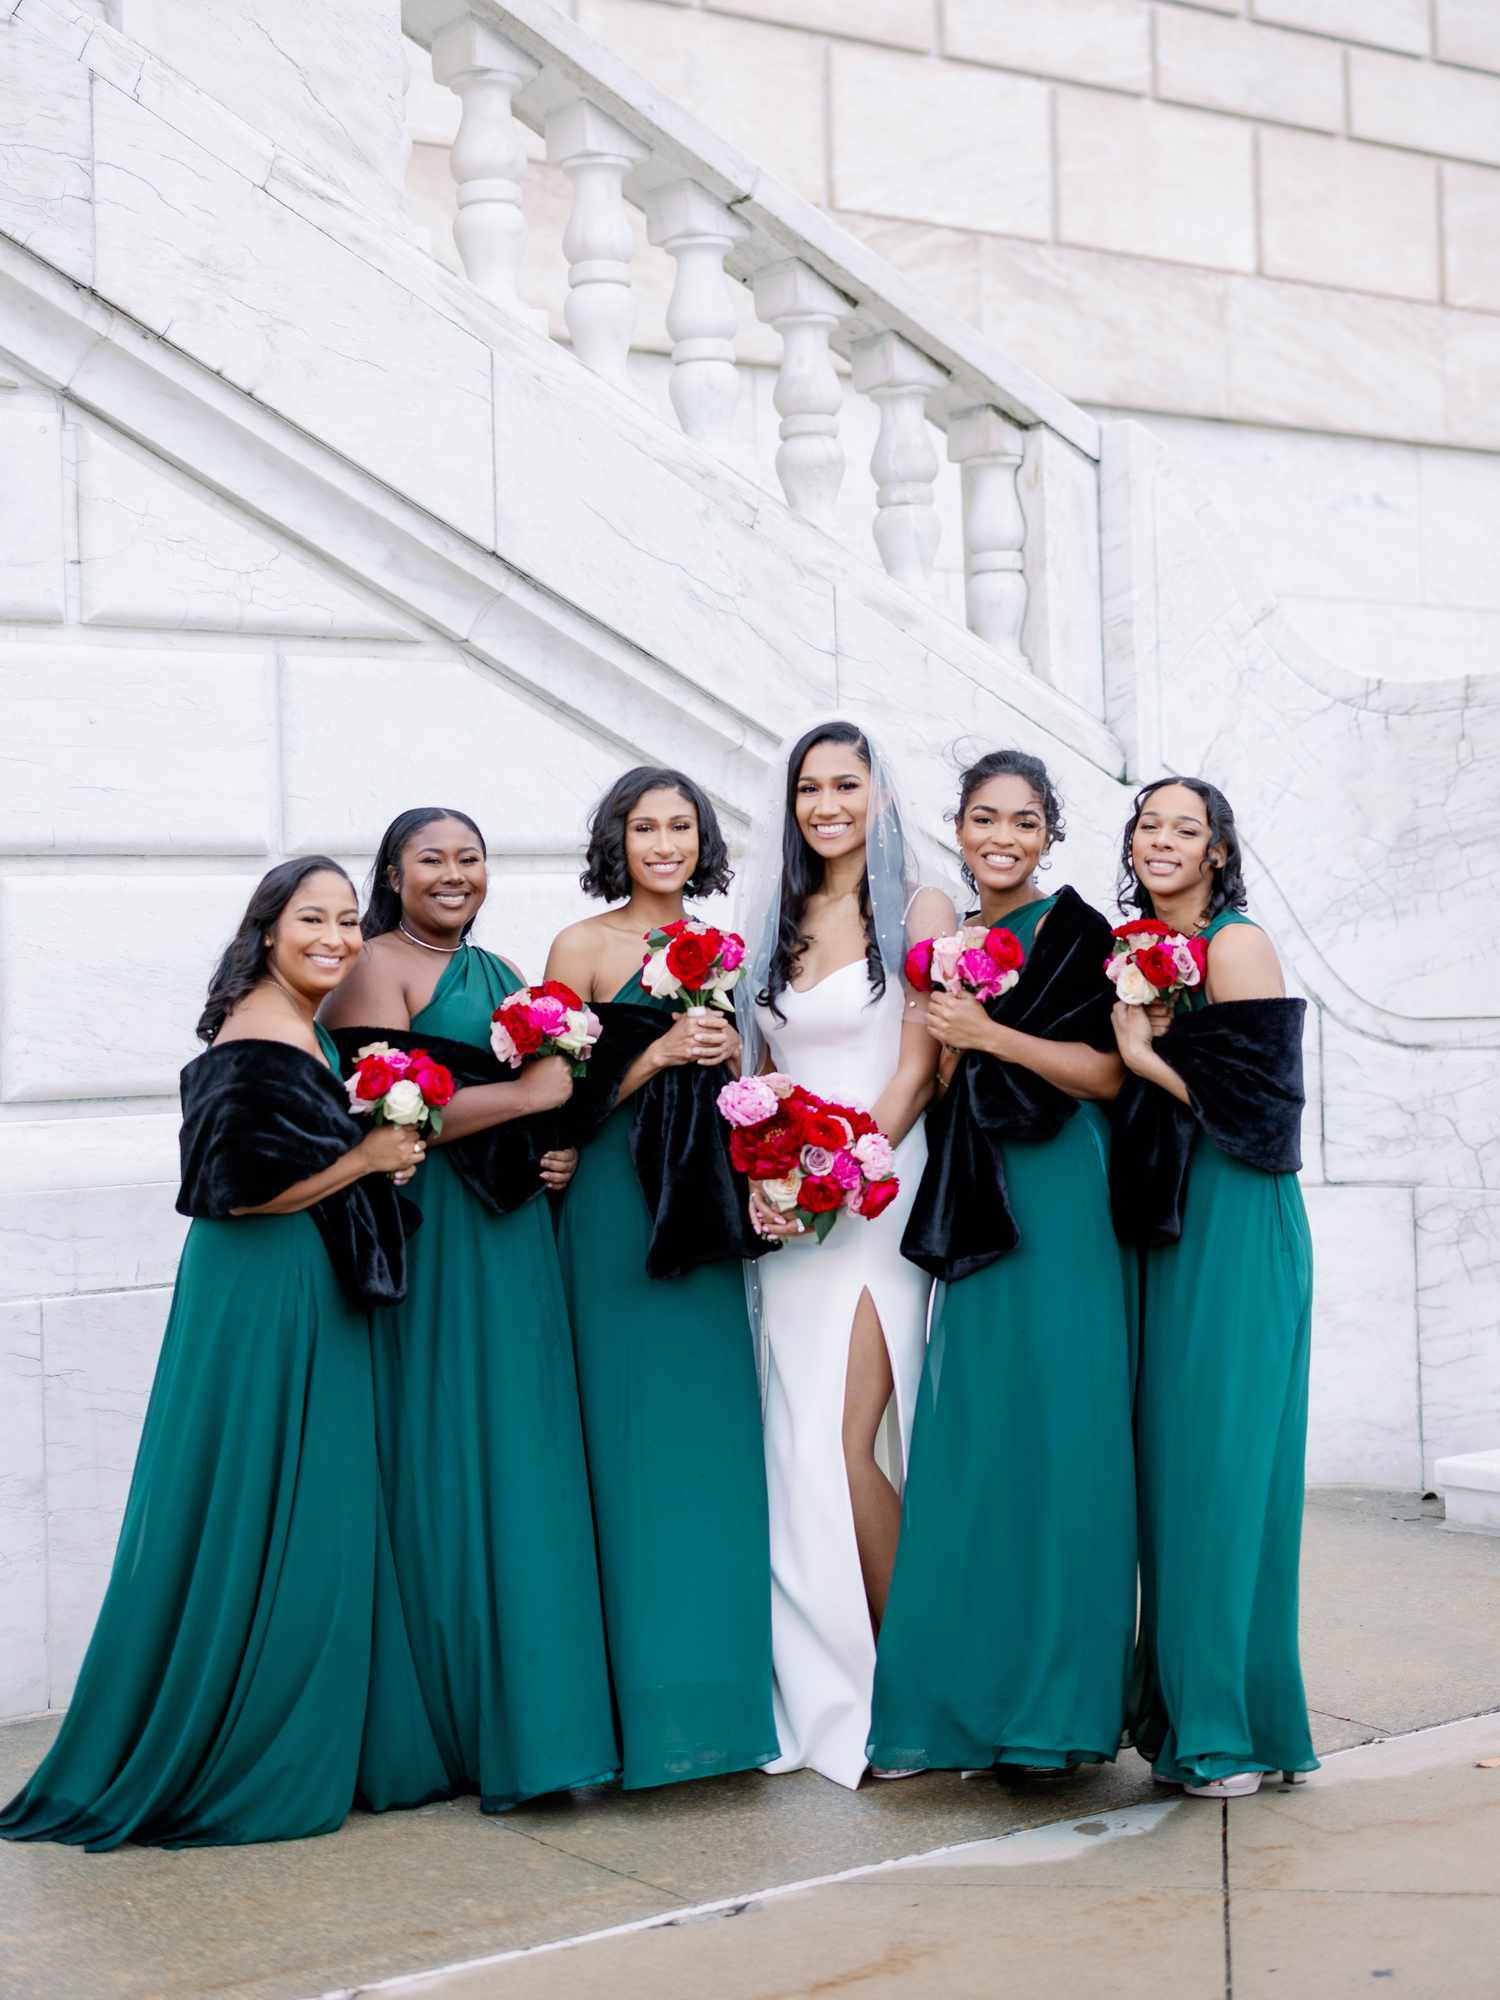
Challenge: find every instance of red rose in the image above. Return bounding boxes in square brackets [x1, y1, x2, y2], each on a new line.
[354, 1056, 397, 1101]
[797, 1108, 849, 1151]
[1137, 944, 1180, 991]
[1114, 918, 1170, 941]
[657, 918, 690, 939]
[798, 1175, 845, 1214]
[1187, 936, 1208, 977]
[984, 926, 1025, 973]
[409, 1056, 455, 1107]
[904, 938, 935, 992]
[859, 1175, 900, 1219]
[539, 979, 584, 1009]
[665, 928, 722, 988]
[503, 1006, 544, 1055]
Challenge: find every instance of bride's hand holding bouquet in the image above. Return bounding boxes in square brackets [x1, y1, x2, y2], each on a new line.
[718, 1073, 899, 1245]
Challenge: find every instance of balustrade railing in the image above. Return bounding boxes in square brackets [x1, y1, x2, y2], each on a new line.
[403, 0, 1101, 678]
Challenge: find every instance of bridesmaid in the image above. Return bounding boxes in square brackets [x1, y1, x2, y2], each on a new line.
[546, 767, 778, 1789]
[1, 858, 441, 1849]
[1110, 777, 1316, 1798]
[869, 751, 1137, 1777]
[323, 808, 618, 1812]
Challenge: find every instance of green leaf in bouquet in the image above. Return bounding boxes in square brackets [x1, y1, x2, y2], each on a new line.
[427, 1106, 444, 1138]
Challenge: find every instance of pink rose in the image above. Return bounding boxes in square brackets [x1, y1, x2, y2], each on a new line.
[529, 996, 569, 1035]
[801, 1145, 836, 1177]
[719, 932, 746, 972]
[829, 1148, 862, 1192]
[956, 946, 999, 992]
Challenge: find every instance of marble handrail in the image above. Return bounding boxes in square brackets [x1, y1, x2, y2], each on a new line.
[402, 0, 1100, 678]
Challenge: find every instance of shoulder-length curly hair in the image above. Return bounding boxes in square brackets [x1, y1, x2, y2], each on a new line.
[1116, 775, 1248, 923]
[580, 767, 733, 903]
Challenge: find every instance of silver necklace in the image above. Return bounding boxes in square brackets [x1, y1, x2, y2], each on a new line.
[398, 923, 466, 955]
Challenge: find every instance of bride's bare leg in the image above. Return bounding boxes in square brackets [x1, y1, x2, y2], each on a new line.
[841, 1287, 902, 1628]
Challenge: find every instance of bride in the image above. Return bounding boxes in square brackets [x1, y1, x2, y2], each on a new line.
[737, 720, 953, 1788]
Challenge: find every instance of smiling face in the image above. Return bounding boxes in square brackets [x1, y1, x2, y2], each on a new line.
[267, 868, 362, 1004]
[392, 815, 488, 939]
[624, 786, 700, 899]
[1131, 783, 1223, 910]
[958, 774, 1049, 901]
[793, 738, 871, 866]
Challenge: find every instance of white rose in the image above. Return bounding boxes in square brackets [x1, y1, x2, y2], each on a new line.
[382, 1078, 426, 1125]
[758, 1176, 802, 1212]
[640, 953, 681, 999]
[1114, 961, 1155, 1006]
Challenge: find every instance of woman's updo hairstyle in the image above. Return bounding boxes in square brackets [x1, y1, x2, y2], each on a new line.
[1117, 775, 1247, 924]
[197, 855, 354, 1044]
[952, 747, 1066, 893]
[579, 767, 732, 903]
[362, 806, 487, 941]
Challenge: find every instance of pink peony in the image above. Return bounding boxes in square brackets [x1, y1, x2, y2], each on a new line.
[829, 1148, 863, 1193]
[529, 996, 569, 1035]
[955, 946, 999, 992]
[851, 1131, 895, 1180]
[716, 1075, 779, 1128]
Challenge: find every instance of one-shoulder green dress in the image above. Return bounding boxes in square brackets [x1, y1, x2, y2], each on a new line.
[0, 1027, 445, 1849]
[868, 894, 1137, 1772]
[1129, 910, 1317, 1784]
[363, 948, 618, 1811]
[556, 972, 777, 1787]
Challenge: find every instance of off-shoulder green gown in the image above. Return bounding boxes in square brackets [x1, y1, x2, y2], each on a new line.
[363, 948, 618, 1811]
[556, 972, 777, 1787]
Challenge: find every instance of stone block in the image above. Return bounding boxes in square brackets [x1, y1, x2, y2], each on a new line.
[280, 649, 630, 856]
[91, 82, 494, 547]
[0, 1112, 181, 1196]
[1434, 0, 1500, 74]
[1417, 1192, 1500, 1484]
[0, 15, 92, 284]
[831, 45, 1051, 237]
[465, 865, 601, 984]
[1442, 162, 1500, 313]
[1224, 275, 1444, 439]
[1260, 129, 1440, 301]
[0, 397, 65, 621]
[0, 1185, 187, 1301]
[1282, 598, 1500, 682]
[836, 215, 984, 328]
[1418, 443, 1500, 609]
[1017, 427, 1104, 714]
[1251, 0, 1429, 56]
[75, 424, 411, 637]
[575, 0, 828, 202]
[0, 874, 254, 1101]
[114, 0, 409, 221]
[1442, 308, 1500, 451]
[0, 645, 273, 854]
[706, 0, 931, 49]
[943, 0, 1151, 94]
[0, 1301, 46, 1717]
[1435, 1452, 1500, 1534]
[1303, 1186, 1421, 1489]
[1155, 8, 1344, 132]
[1350, 46, 1500, 169]
[1056, 90, 1256, 272]
[981, 239, 1232, 420]
[1323, 1025, 1500, 1191]
[42, 1286, 170, 1704]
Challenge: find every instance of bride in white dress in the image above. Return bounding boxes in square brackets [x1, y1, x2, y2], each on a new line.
[737, 721, 954, 1788]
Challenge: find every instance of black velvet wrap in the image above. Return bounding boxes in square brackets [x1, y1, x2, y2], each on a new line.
[326, 1026, 554, 1218]
[901, 888, 1117, 1282]
[176, 1038, 416, 1308]
[567, 1000, 768, 1281]
[1109, 996, 1307, 1248]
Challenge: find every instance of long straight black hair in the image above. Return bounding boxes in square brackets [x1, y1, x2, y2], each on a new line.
[1117, 775, 1248, 923]
[197, 855, 355, 1043]
[759, 721, 883, 1022]
[362, 806, 487, 940]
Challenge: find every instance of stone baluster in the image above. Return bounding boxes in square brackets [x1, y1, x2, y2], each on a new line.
[643, 179, 750, 454]
[851, 330, 948, 595]
[948, 405, 1027, 653]
[431, 15, 544, 330]
[752, 259, 848, 529]
[546, 98, 649, 390]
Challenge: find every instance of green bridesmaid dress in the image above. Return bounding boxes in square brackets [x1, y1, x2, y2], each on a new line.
[556, 972, 777, 1788]
[868, 893, 1137, 1773]
[0, 1027, 446, 1850]
[366, 947, 618, 1811]
[1129, 910, 1318, 1784]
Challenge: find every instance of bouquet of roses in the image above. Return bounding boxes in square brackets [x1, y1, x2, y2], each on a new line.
[490, 981, 603, 1078]
[640, 919, 747, 1014]
[904, 922, 1025, 1001]
[346, 1042, 456, 1134]
[1104, 918, 1207, 1007]
[717, 1073, 899, 1242]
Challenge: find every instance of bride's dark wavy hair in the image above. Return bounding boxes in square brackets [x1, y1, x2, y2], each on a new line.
[1117, 775, 1247, 923]
[197, 855, 355, 1044]
[759, 721, 884, 1024]
[362, 806, 487, 940]
[580, 766, 733, 902]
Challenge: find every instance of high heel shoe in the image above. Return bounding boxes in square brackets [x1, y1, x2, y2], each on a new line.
[1182, 1769, 1308, 1799]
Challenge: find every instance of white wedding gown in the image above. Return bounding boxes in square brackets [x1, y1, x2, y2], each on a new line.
[755, 958, 934, 1788]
